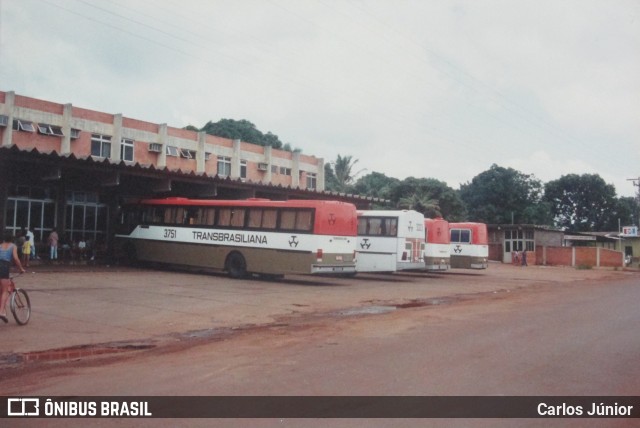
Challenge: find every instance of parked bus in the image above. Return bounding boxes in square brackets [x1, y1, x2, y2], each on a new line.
[449, 222, 489, 269]
[424, 217, 451, 271]
[115, 197, 358, 278]
[356, 210, 426, 272]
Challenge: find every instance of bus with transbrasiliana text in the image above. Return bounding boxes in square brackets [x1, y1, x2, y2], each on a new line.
[115, 197, 358, 278]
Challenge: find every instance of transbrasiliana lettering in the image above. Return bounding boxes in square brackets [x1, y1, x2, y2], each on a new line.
[191, 231, 268, 245]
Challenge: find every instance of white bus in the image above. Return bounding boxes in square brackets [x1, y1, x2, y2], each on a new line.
[356, 210, 426, 272]
[115, 198, 358, 278]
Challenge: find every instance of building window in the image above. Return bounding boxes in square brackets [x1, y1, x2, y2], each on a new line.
[91, 134, 112, 158]
[37, 123, 64, 137]
[121, 138, 134, 162]
[166, 146, 179, 157]
[180, 149, 195, 159]
[217, 156, 231, 177]
[306, 172, 317, 190]
[5, 185, 57, 243]
[240, 160, 247, 180]
[280, 167, 292, 176]
[271, 165, 278, 174]
[12, 119, 35, 132]
[65, 191, 108, 243]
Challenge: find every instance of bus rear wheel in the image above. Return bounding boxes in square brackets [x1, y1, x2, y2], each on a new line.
[225, 252, 247, 279]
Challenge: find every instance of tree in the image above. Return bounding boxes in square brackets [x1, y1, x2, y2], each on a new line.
[543, 173, 617, 231]
[459, 164, 550, 224]
[398, 192, 441, 217]
[329, 155, 365, 193]
[608, 196, 640, 230]
[393, 177, 467, 220]
[353, 171, 399, 202]
[197, 119, 286, 150]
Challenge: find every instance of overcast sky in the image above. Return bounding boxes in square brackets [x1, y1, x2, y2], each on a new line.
[1, 0, 639, 197]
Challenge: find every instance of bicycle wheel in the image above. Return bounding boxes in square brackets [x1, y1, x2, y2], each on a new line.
[10, 288, 31, 325]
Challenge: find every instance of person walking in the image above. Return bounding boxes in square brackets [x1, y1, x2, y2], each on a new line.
[0, 232, 26, 323]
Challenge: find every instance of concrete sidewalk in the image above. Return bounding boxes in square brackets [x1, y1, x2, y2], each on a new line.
[0, 262, 634, 365]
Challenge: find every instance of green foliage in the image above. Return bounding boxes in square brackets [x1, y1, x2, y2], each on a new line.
[352, 173, 467, 220]
[193, 119, 291, 151]
[459, 164, 550, 225]
[327, 155, 366, 193]
[543, 174, 617, 232]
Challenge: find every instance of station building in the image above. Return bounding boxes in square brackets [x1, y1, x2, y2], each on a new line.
[0, 90, 377, 256]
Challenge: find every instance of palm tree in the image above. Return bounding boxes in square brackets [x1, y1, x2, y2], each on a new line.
[398, 192, 441, 217]
[332, 155, 365, 192]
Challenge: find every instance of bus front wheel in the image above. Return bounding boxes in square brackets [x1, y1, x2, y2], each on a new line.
[225, 252, 247, 279]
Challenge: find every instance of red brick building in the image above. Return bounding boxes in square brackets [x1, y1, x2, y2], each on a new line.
[0, 91, 377, 254]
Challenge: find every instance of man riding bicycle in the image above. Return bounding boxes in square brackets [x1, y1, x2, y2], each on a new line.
[0, 232, 26, 323]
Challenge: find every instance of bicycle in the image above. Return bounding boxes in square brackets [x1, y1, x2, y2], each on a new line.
[7, 273, 31, 325]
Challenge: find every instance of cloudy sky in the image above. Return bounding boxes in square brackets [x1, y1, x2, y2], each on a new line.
[1, 0, 639, 196]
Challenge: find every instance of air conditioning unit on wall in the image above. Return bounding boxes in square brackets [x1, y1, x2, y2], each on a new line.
[258, 162, 269, 171]
[148, 143, 162, 152]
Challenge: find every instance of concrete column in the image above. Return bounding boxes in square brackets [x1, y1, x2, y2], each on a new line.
[111, 114, 123, 161]
[61, 103, 72, 155]
[196, 131, 206, 173]
[158, 124, 167, 168]
[2, 91, 15, 147]
[264, 145, 273, 184]
[292, 151, 300, 188]
[317, 157, 325, 191]
[231, 139, 241, 178]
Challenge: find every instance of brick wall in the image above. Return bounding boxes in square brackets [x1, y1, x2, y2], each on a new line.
[535, 246, 623, 267]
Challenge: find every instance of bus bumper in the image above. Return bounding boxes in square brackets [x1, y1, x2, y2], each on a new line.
[311, 264, 357, 274]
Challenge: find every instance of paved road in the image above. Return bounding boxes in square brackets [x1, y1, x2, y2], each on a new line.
[1, 265, 638, 427]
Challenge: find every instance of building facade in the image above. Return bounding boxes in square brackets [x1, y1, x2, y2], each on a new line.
[0, 91, 377, 257]
[487, 224, 565, 264]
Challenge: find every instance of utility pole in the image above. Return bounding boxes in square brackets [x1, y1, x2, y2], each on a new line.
[627, 177, 640, 226]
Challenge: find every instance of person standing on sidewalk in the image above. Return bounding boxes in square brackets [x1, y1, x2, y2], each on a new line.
[25, 226, 37, 261]
[0, 232, 26, 323]
[48, 228, 59, 262]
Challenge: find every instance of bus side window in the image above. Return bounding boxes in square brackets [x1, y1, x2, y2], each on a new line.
[217, 208, 232, 226]
[163, 208, 174, 224]
[387, 218, 398, 236]
[248, 209, 263, 228]
[262, 209, 277, 229]
[369, 218, 382, 235]
[185, 207, 199, 225]
[203, 208, 215, 226]
[280, 210, 297, 230]
[357, 218, 368, 235]
[230, 209, 246, 228]
[175, 207, 185, 225]
[296, 210, 312, 231]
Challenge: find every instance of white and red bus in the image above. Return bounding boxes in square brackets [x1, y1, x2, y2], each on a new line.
[356, 210, 426, 272]
[424, 217, 451, 271]
[115, 197, 358, 278]
[449, 222, 489, 269]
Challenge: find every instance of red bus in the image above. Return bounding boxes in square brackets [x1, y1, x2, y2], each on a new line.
[424, 217, 451, 271]
[115, 198, 358, 278]
[449, 222, 489, 269]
